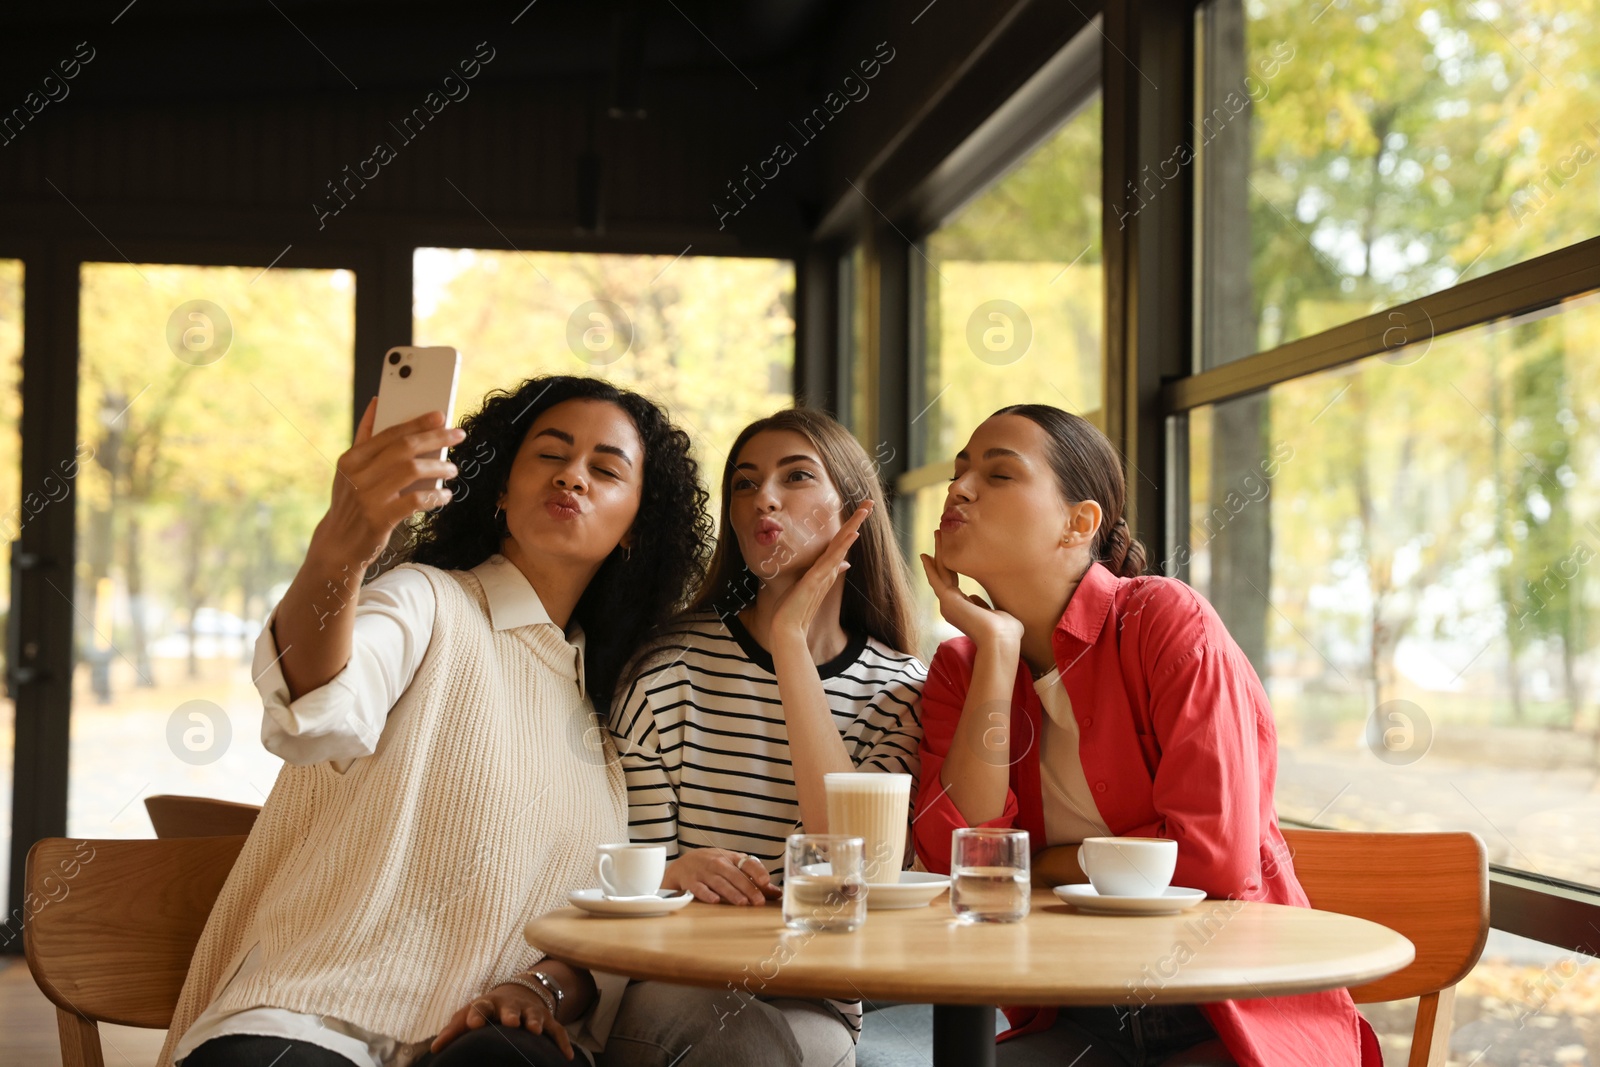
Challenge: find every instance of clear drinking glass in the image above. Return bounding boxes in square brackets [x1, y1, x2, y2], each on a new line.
[783, 834, 867, 933]
[950, 827, 1031, 923]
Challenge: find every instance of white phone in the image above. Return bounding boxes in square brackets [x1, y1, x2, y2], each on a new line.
[374, 345, 461, 492]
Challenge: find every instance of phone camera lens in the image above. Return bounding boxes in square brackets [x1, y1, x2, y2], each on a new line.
[399, 365, 412, 378]
[388, 351, 402, 365]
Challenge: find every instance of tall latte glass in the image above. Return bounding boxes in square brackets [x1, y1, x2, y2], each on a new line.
[824, 772, 912, 885]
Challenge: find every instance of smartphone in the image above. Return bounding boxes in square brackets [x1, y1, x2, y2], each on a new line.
[374, 345, 461, 493]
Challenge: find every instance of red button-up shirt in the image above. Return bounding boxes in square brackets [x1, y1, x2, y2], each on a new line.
[913, 562, 1380, 1067]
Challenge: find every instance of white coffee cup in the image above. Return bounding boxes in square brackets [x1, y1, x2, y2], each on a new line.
[824, 772, 912, 885]
[597, 843, 666, 899]
[1077, 837, 1177, 898]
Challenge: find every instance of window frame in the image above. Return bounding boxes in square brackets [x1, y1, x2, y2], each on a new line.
[1175, 0, 1600, 956]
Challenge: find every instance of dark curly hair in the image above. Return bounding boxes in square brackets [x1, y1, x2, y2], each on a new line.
[407, 375, 712, 712]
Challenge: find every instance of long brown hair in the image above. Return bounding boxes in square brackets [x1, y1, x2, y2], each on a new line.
[993, 403, 1148, 578]
[687, 408, 918, 655]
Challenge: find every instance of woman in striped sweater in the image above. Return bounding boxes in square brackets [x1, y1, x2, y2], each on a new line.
[604, 409, 926, 1067]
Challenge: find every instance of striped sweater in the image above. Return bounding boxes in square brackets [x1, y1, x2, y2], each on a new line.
[607, 611, 926, 1041]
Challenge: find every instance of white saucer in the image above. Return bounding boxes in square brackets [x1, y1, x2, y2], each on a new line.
[1053, 884, 1207, 915]
[568, 888, 695, 917]
[865, 871, 951, 910]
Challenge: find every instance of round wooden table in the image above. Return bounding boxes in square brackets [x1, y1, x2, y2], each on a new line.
[526, 888, 1414, 1066]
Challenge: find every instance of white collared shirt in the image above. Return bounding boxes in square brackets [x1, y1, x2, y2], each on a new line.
[177, 554, 618, 1067]
[254, 553, 587, 773]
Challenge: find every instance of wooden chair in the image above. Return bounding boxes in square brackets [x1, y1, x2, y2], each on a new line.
[144, 794, 261, 838]
[24, 835, 246, 1067]
[1282, 828, 1489, 1067]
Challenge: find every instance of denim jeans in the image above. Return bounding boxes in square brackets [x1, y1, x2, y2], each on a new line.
[997, 1005, 1234, 1067]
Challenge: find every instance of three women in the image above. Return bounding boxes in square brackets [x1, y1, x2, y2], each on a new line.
[170, 376, 1367, 1067]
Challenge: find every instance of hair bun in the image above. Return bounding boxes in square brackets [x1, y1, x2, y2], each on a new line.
[1101, 515, 1147, 578]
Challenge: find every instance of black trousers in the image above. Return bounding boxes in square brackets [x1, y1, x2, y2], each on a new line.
[183, 1025, 575, 1067]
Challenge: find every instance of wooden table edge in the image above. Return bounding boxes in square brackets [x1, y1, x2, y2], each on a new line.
[524, 905, 1416, 1007]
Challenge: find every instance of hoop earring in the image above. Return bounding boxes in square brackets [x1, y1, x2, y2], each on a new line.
[622, 544, 633, 562]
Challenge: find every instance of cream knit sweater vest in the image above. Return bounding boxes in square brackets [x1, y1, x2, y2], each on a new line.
[157, 563, 627, 1065]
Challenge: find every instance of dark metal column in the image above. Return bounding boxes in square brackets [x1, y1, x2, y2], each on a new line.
[3, 245, 80, 954]
[1102, 0, 1197, 565]
[932, 1004, 997, 1067]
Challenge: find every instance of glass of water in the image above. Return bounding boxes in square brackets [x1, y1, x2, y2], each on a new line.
[950, 827, 1031, 923]
[783, 834, 867, 933]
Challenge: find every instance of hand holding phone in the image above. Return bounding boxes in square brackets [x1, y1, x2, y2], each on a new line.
[374, 346, 462, 493]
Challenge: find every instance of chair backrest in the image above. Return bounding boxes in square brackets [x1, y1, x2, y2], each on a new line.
[144, 794, 261, 839]
[1281, 828, 1488, 1003]
[24, 835, 246, 1028]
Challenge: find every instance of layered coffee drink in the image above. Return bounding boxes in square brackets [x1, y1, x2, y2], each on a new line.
[823, 772, 912, 885]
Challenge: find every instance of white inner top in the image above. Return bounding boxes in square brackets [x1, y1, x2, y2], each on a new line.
[1035, 667, 1112, 846]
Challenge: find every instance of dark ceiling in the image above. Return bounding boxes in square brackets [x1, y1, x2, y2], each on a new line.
[0, 0, 1091, 257]
[0, 0, 850, 105]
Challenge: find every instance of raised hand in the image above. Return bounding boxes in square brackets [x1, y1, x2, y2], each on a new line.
[768, 500, 873, 645]
[314, 397, 464, 569]
[919, 529, 1023, 650]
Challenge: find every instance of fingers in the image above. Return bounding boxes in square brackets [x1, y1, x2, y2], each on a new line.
[930, 530, 961, 587]
[919, 552, 962, 605]
[429, 1008, 469, 1052]
[401, 485, 454, 515]
[738, 855, 775, 891]
[351, 414, 461, 471]
[825, 500, 872, 564]
[841, 499, 873, 537]
[737, 857, 782, 899]
[354, 397, 377, 447]
[686, 879, 721, 904]
[541, 1016, 575, 1060]
[705, 872, 762, 905]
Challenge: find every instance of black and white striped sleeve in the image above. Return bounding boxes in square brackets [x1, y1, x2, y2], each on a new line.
[608, 663, 683, 858]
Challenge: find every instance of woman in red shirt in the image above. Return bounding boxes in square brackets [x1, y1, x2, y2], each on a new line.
[912, 404, 1380, 1067]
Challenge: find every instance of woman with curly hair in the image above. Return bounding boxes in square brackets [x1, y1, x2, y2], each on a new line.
[603, 408, 924, 1067]
[161, 375, 712, 1067]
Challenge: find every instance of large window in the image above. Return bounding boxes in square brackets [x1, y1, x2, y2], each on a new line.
[904, 94, 1104, 656]
[1186, 293, 1600, 888]
[0, 259, 19, 894]
[911, 94, 1104, 466]
[412, 249, 795, 481]
[1203, 0, 1600, 365]
[70, 263, 354, 839]
[1190, 0, 1600, 1059]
